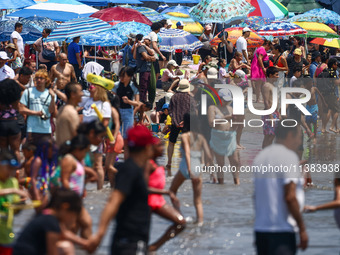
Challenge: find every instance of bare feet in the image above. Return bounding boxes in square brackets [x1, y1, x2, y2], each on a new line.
[234, 178, 240, 185]
[237, 144, 246, 150]
[329, 128, 339, 133]
[321, 129, 329, 133]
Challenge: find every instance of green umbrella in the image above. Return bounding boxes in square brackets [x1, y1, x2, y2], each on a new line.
[280, 0, 322, 14]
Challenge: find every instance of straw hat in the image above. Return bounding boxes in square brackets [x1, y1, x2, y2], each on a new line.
[176, 79, 193, 93]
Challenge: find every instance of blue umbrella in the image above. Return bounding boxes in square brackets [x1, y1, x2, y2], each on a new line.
[161, 5, 191, 15]
[19, 16, 58, 32]
[67, 29, 124, 46]
[240, 16, 271, 30]
[0, 19, 41, 42]
[124, 6, 165, 22]
[46, 17, 111, 42]
[141, 0, 199, 2]
[289, 8, 340, 25]
[112, 21, 151, 42]
[79, 0, 142, 4]
[158, 28, 203, 52]
[0, 0, 35, 9]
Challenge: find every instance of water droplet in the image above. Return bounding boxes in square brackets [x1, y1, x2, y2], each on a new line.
[236, 233, 241, 237]
[209, 250, 213, 254]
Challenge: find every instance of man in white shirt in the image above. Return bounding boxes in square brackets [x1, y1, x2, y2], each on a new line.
[253, 122, 308, 255]
[0, 51, 15, 81]
[236, 27, 251, 65]
[10, 22, 24, 58]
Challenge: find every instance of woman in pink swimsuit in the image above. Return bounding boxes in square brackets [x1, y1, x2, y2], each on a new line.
[147, 139, 186, 252]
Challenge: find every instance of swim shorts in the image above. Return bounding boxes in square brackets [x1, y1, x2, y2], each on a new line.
[262, 110, 280, 136]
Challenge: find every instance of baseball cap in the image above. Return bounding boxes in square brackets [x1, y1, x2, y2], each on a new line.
[243, 27, 251, 33]
[142, 35, 151, 41]
[0, 51, 9, 60]
[127, 33, 136, 40]
[127, 125, 158, 147]
[87, 73, 115, 91]
[234, 70, 246, 81]
[205, 24, 212, 30]
[166, 19, 173, 26]
[168, 60, 178, 67]
[176, 21, 185, 27]
[218, 88, 233, 102]
[162, 103, 169, 110]
[293, 48, 302, 55]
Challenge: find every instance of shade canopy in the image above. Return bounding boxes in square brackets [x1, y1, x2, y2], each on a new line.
[280, 0, 322, 14]
[0, 0, 36, 10]
[0, 19, 41, 42]
[289, 8, 340, 25]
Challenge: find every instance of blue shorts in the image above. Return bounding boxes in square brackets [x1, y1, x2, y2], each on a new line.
[306, 104, 318, 123]
[120, 108, 134, 139]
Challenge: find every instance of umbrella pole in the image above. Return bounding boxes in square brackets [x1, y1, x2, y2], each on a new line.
[223, 23, 227, 61]
[95, 42, 97, 62]
[82, 44, 85, 69]
[305, 34, 308, 55]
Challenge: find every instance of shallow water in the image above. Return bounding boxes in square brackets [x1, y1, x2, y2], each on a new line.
[13, 119, 340, 255]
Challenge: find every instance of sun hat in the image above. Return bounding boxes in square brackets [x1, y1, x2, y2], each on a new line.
[127, 125, 158, 147]
[293, 48, 302, 56]
[234, 70, 246, 82]
[218, 88, 233, 102]
[168, 60, 178, 67]
[86, 73, 114, 91]
[176, 79, 192, 93]
[166, 20, 173, 26]
[5, 43, 16, 50]
[127, 33, 136, 41]
[0, 51, 9, 60]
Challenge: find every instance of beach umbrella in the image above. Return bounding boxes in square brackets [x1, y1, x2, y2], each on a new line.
[190, 0, 255, 24]
[161, 5, 191, 15]
[246, 0, 288, 20]
[257, 21, 307, 37]
[141, 0, 199, 3]
[67, 29, 124, 46]
[46, 17, 112, 42]
[240, 16, 271, 30]
[19, 16, 58, 31]
[288, 8, 340, 25]
[293, 21, 338, 38]
[0, 19, 41, 42]
[280, 0, 322, 14]
[90, 6, 152, 26]
[123, 6, 165, 22]
[79, 0, 143, 5]
[158, 28, 203, 52]
[309, 38, 340, 49]
[111, 21, 151, 42]
[210, 27, 264, 48]
[7, 0, 98, 21]
[0, 0, 36, 10]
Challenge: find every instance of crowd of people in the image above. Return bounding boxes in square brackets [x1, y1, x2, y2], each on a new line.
[0, 19, 339, 255]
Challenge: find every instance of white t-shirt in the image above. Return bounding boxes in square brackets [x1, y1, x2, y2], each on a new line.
[10, 31, 24, 56]
[218, 67, 227, 84]
[148, 31, 158, 50]
[0, 65, 15, 81]
[236, 36, 248, 63]
[79, 97, 111, 123]
[253, 143, 304, 233]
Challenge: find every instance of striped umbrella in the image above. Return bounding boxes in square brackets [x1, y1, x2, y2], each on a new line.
[293, 21, 338, 38]
[246, 0, 288, 20]
[19, 16, 58, 31]
[7, 0, 98, 21]
[46, 17, 111, 42]
[310, 38, 340, 49]
[123, 6, 165, 22]
[257, 21, 307, 37]
[158, 28, 203, 52]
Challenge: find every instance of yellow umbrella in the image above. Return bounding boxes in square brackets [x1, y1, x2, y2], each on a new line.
[310, 38, 340, 49]
[293, 22, 338, 38]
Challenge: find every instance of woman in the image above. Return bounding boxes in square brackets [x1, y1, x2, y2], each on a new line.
[272, 44, 288, 89]
[198, 24, 213, 62]
[147, 139, 186, 252]
[5, 43, 22, 73]
[79, 73, 113, 190]
[217, 31, 234, 64]
[290, 36, 305, 58]
[197, 55, 212, 74]
[251, 40, 272, 103]
[208, 88, 240, 185]
[228, 51, 250, 74]
[160, 60, 187, 92]
[169, 113, 212, 225]
[0, 79, 22, 161]
[112, 66, 140, 159]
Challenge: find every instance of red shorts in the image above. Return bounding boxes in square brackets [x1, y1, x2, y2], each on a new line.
[148, 194, 166, 211]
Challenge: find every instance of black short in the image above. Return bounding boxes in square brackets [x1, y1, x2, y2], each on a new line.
[255, 231, 296, 255]
[0, 119, 21, 137]
[153, 59, 160, 75]
[169, 124, 182, 144]
[111, 239, 147, 255]
[159, 51, 170, 61]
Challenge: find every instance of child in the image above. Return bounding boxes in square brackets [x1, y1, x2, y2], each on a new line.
[0, 150, 29, 255]
[5, 43, 22, 73]
[134, 101, 152, 127]
[38, 64, 48, 72]
[161, 103, 172, 135]
[303, 77, 327, 143]
[289, 66, 302, 87]
[12, 189, 86, 255]
[17, 143, 36, 189]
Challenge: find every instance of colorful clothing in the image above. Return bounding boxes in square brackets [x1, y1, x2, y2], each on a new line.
[306, 104, 318, 123]
[251, 46, 268, 81]
[148, 160, 166, 211]
[262, 110, 280, 135]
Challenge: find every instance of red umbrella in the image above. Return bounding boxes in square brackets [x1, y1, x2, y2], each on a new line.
[90, 6, 152, 26]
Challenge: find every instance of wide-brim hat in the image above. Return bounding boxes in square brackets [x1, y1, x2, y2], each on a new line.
[87, 73, 114, 91]
[176, 79, 193, 93]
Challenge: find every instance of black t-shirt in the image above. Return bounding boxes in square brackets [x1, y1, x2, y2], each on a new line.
[287, 56, 309, 78]
[13, 214, 61, 255]
[113, 158, 150, 243]
[116, 82, 134, 109]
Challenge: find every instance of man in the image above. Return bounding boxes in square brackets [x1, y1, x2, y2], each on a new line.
[148, 22, 165, 80]
[309, 51, 321, 80]
[166, 79, 196, 176]
[236, 27, 250, 65]
[68, 36, 82, 81]
[19, 72, 56, 145]
[198, 24, 213, 62]
[261, 67, 280, 148]
[0, 51, 15, 81]
[174, 21, 186, 66]
[254, 123, 308, 255]
[121, 33, 137, 70]
[10, 22, 24, 59]
[50, 53, 77, 91]
[15, 66, 33, 90]
[56, 82, 83, 146]
[33, 28, 60, 71]
[135, 35, 156, 102]
[287, 48, 309, 79]
[86, 125, 157, 254]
